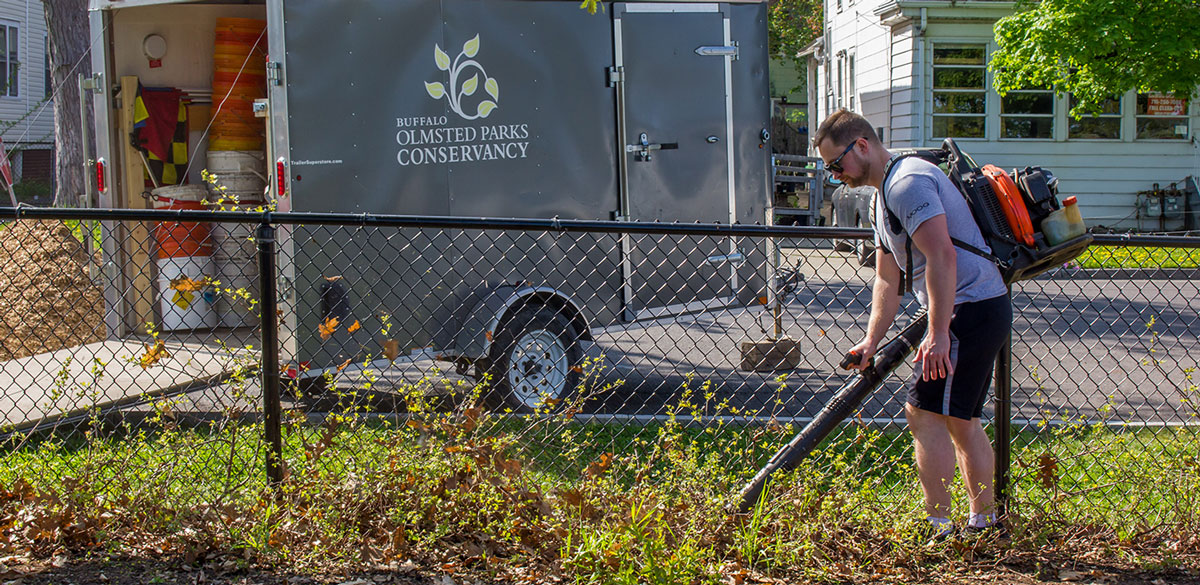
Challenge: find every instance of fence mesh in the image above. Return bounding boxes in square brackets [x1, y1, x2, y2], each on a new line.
[0, 210, 1197, 537]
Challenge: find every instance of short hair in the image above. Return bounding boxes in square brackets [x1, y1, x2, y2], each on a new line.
[813, 108, 880, 148]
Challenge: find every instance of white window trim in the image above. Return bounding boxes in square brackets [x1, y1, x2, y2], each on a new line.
[997, 86, 1056, 142]
[1133, 91, 1192, 141]
[1064, 93, 1123, 142]
[928, 40, 989, 142]
[0, 20, 19, 99]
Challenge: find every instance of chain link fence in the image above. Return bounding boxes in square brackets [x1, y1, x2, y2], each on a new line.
[0, 207, 1197, 534]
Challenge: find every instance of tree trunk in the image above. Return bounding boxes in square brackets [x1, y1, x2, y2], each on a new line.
[44, 0, 92, 208]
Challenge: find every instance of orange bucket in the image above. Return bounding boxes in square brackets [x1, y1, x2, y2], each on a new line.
[153, 198, 213, 259]
[209, 136, 264, 151]
[213, 71, 266, 87]
[216, 17, 266, 29]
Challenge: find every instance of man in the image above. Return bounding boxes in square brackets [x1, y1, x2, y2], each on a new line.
[814, 109, 1012, 539]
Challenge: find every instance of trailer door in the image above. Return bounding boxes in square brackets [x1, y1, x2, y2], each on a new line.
[615, 3, 739, 320]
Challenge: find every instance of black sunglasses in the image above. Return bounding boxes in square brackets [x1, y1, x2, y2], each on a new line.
[826, 139, 859, 174]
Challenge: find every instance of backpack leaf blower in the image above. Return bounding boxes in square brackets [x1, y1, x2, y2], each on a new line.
[736, 312, 927, 514]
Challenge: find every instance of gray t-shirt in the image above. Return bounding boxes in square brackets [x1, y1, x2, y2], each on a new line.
[873, 156, 1007, 307]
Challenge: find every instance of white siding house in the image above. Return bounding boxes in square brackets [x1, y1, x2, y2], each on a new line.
[808, 0, 1200, 231]
[0, 0, 53, 184]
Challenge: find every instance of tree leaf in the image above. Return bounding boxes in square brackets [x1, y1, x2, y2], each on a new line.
[485, 77, 499, 100]
[434, 44, 450, 71]
[425, 81, 445, 100]
[347, 319, 361, 333]
[463, 34, 480, 58]
[477, 100, 497, 118]
[462, 74, 479, 96]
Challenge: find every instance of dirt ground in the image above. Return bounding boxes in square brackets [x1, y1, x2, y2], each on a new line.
[0, 219, 105, 362]
[3, 551, 1198, 585]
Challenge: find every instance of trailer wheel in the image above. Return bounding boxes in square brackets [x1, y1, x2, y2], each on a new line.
[485, 304, 582, 413]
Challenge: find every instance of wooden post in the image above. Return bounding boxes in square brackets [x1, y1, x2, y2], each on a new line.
[119, 75, 155, 332]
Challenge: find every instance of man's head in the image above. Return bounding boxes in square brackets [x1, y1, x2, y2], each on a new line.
[813, 109, 884, 188]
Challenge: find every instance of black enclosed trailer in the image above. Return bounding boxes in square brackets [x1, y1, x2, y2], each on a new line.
[87, 0, 774, 410]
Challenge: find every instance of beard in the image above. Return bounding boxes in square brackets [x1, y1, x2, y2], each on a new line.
[838, 171, 866, 188]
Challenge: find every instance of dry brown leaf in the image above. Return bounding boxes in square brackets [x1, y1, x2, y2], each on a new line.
[324, 275, 342, 282]
[139, 340, 170, 369]
[384, 339, 400, 361]
[335, 358, 353, 372]
[347, 319, 361, 333]
[585, 453, 613, 479]
[169, 276, 210, 292]
[319, 316, 339, 340]
[1037, 453, 1058, 489]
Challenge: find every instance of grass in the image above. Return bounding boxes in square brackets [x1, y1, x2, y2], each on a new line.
[1078, 245, 1200, 269]
[0, 402, 1196, 581]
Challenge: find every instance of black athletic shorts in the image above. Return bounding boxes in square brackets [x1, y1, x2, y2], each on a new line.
[907, 294, 1012, 420]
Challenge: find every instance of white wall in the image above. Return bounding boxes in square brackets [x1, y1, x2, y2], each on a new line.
[0, 0, 53, 149]
[820, 0, 1200, 231]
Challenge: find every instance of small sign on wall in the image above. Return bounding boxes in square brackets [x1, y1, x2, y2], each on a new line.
[1147, 94, 1186, 116]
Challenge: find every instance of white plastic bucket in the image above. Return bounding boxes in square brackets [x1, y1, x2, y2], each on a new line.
[157, 255, 217, 331]
[208, 171, 267, 197]
[206, 150, 265, 174]
[214, 257, 260, 328]
[210, 205, 259, 260]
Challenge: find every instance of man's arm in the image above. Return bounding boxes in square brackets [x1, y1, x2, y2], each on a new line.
[848, 246, 903, 369]
[909, 214, 957, 381]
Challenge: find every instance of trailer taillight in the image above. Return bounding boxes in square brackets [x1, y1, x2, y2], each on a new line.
[95, 158, 106, 193]
[276, 158, 287, 197]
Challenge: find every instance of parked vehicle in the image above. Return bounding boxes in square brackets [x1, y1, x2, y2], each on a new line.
[86, 0, 774, 410]
[831, 183, 876, 266]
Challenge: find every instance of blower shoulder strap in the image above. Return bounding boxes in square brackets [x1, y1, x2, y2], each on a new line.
[879, 153, 1000, 295]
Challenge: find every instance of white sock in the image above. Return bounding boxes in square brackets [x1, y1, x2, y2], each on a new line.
[968, 513, 996, 528]
[927, 516, 954, 536]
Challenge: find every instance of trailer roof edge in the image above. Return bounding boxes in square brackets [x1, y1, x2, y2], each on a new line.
[91, 0, 764, 11]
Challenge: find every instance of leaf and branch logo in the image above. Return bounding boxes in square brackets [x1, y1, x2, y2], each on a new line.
[425, 35, 499, 120]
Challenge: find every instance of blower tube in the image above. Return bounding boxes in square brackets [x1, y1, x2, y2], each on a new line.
[736, 311, 928, 514]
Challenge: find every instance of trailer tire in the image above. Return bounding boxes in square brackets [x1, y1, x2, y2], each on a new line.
[484, 304, 582, 413]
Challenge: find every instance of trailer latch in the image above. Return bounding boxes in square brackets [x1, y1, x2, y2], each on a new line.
[706, 251, 746, 267]
[695, 43, 738, 60]
[626, 132, 678, 162]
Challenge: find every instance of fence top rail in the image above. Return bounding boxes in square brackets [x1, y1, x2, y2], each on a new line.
[6, 207, 1200, 246]
[0, 205, 870, 238]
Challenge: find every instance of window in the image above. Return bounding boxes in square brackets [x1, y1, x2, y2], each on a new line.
[836, 54, 845, 109]
[1001, 86, 1054, 139]
[0, 24, 18, 97]
[931, 44, 986, 138]
[44, 35, 50, 99]
[1068, 95, 1121, 140]
[1136, 93, 1189, 140]
[848, 54, 855, 111]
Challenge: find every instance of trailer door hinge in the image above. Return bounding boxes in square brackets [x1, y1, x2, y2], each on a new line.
[607, 66, 623, 87]
[267, 61, 282, 86]
[80, 72, 103, 92]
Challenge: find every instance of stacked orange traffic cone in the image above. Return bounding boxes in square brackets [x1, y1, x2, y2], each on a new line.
[209, 18, 267, 151]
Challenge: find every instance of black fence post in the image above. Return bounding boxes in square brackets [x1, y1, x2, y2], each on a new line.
[257, 220, 284, 486]
[993, 287, 1014, 518]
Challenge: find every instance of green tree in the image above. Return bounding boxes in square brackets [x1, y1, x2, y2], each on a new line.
[991, 0, 1200, 116]
[768, 0, 823, 63]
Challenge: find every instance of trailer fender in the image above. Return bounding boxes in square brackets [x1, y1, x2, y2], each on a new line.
[453, 285, 592, 362]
